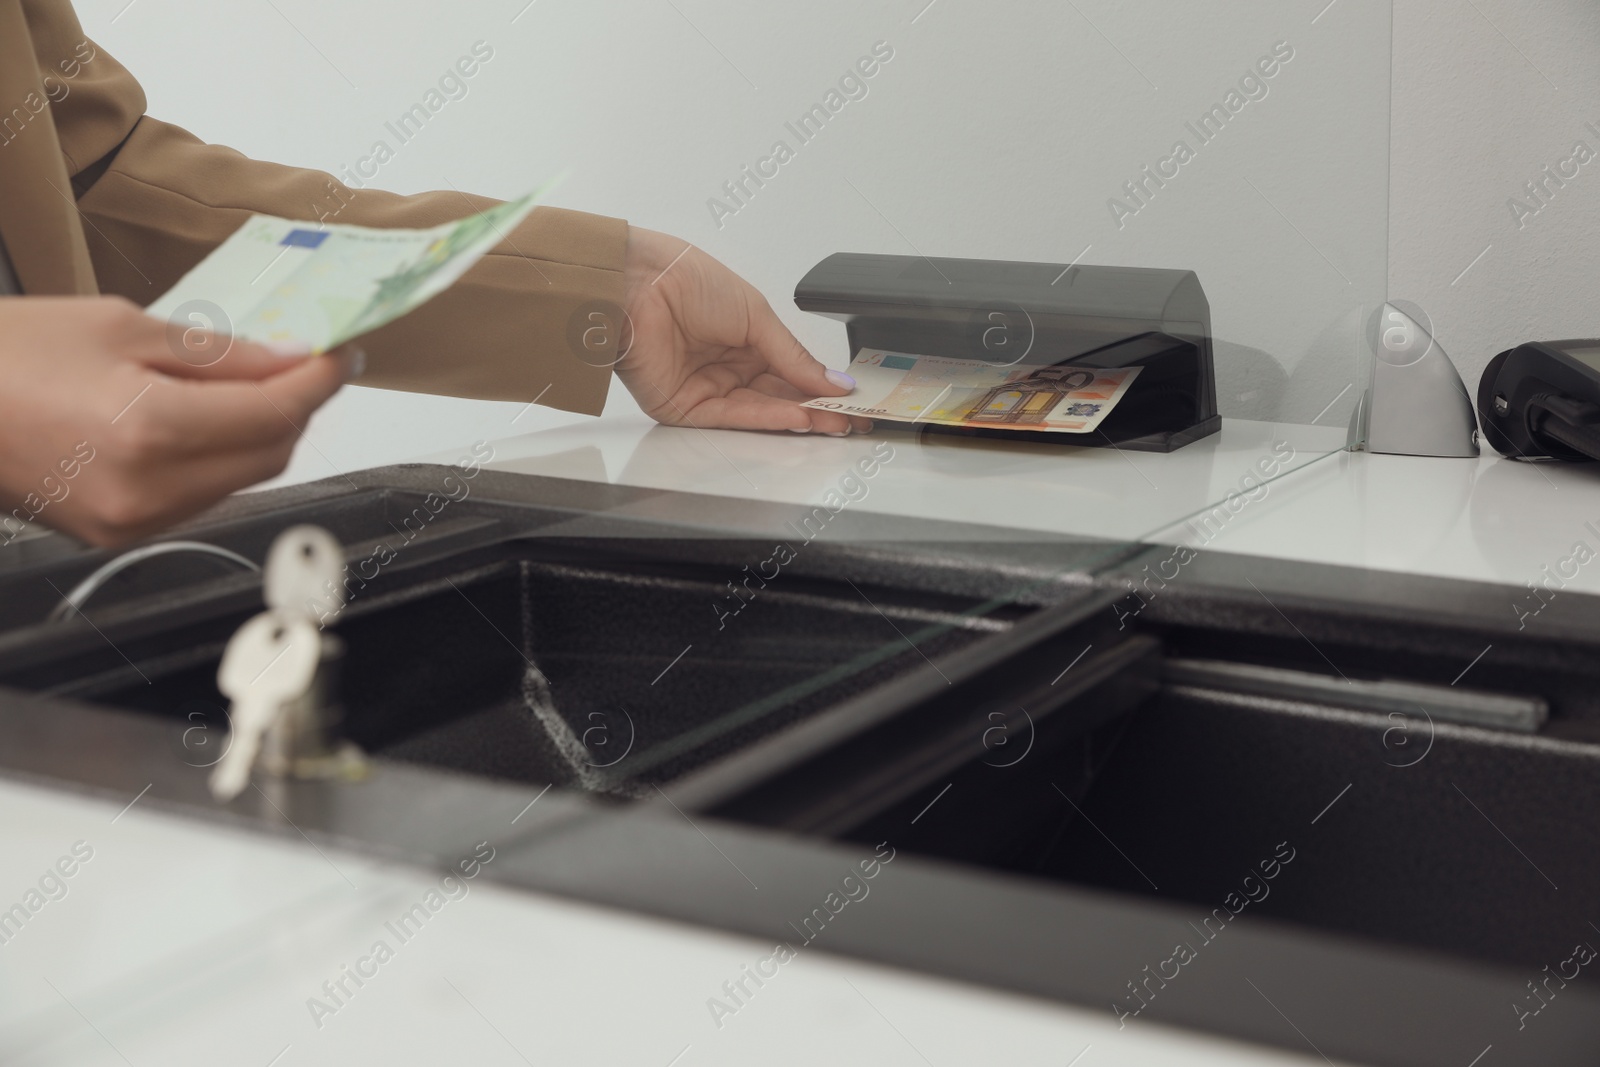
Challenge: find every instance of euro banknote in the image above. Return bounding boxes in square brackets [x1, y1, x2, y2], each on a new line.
[803, 348, 1141, 433]
[145, 183, 551, 354]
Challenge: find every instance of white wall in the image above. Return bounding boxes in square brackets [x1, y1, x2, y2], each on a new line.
[68, 0, 1595, 485]
[1389, 0, 1600, 391]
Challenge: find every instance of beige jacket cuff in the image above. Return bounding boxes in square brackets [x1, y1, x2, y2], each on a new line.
[77, 116, 627, 414]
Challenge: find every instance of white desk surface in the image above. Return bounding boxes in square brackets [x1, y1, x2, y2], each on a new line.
[422, 416, 1348, 542]
[421, 415, 1599, 598]
[1147, 447, 1600, 597]
[0, 780, 1344, 1066]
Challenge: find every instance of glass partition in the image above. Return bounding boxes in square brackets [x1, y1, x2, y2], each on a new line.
[103, 0, 1391, 552]
[428, 0, 1392, 549]
[394, 0, 1398, 777]
[0, 6, 1403, 1038]
[42, 0, 1393, 801]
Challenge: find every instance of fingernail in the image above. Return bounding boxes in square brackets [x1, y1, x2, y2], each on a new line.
[266, 341, 313, 358]
[825, 369, 856, 390]
[339, 346, 367, 381]
[787, 427, 811, 434]
[826, 430, 849, 438]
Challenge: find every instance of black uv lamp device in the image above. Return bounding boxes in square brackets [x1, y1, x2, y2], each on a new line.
[794, 253, 1220, 452]
[1477, 339, 1600, 462]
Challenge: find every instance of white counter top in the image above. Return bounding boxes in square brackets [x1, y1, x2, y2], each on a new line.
[1145, 448, 1600, 598]
[421, 416, 1349, 542]
[420, 415, 1600, 601]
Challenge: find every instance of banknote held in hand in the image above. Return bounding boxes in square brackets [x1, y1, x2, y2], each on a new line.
[145, 183, 552, 356]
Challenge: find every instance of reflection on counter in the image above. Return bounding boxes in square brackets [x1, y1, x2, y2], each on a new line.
[421, 416, 1348, 546]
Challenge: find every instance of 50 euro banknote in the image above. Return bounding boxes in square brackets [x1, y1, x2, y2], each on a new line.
[803, 349, 1141, 433]
[145, 183, 553, 353]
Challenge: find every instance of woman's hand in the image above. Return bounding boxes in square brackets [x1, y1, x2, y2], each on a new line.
[616, 227, 871, 435]
[0, 296, 356, 548]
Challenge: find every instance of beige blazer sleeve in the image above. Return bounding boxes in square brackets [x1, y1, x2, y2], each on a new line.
[17, 0, 627, 413]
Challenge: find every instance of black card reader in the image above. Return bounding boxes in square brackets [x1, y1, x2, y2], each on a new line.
[794, 253, 1221, 452]
[1477, 340, 1600, 462]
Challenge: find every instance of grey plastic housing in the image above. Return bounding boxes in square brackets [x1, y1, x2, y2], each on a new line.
[794, 252, 1220, 452]
[1361, 304, 1479, 458]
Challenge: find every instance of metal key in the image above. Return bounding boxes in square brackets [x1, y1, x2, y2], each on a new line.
[263, 525, 346, 621]
[209, 611, 323, 801]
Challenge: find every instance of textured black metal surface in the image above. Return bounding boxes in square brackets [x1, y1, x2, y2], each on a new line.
[3, 689, 1597, 1067]
[12, 547, 1022, 795]
[5, 468, 1600, 1063]
[0, 464, 1123, 633]
[1099, 544, 1600, 740]
[1041, 689, 1600, 967]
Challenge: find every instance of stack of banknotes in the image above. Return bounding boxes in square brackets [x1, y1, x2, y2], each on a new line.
[801, 348, 1141, 433]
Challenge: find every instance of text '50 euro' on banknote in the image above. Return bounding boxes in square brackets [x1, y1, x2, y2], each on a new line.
[144, 185, 548, 353]
[802, 349, 1142, 434]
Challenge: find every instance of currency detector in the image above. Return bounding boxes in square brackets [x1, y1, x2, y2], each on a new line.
[795, 252, 1220, 452]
